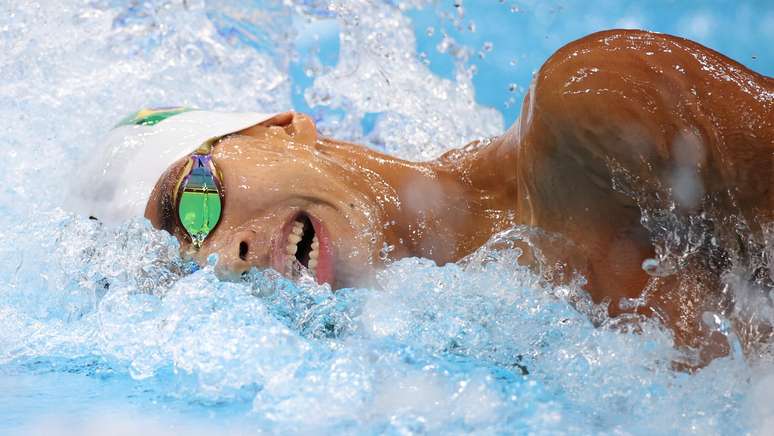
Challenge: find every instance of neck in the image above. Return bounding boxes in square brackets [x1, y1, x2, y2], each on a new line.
[322, 135, 519, 265]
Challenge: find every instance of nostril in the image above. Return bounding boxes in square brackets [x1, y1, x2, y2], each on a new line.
[239, 241, 249, 261]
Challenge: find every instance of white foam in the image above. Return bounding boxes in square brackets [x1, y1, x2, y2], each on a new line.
[0, 1, 771, 434]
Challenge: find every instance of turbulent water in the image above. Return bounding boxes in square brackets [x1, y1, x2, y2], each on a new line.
[1, 1, 773, 434]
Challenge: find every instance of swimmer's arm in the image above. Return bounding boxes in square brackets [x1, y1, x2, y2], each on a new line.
[515, 29, 773, 355]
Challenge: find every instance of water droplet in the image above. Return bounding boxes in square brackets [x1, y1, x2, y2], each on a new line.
[379, 243, 395, 261]
[641, 258, 660, 275]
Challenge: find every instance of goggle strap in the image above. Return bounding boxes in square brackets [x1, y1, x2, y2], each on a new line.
[195, 136, 221, 155]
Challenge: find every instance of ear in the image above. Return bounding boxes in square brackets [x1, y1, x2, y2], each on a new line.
[287, 112, 318, 143]
[238, 111, 318, 144]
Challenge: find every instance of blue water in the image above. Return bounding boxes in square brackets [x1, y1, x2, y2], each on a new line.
[1, 1, 772, 434]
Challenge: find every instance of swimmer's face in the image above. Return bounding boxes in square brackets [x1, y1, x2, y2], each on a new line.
[145, 113, 387, 288]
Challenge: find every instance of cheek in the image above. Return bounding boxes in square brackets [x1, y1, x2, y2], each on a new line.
[223, 170, 288, 208]
[229, 160, 309, 189]
[329, 210, 384, 262]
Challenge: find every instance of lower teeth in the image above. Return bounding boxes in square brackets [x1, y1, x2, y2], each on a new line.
[285, 259, 315, 280]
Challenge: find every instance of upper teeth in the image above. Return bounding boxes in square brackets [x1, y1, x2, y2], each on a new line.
[284, 219, 320, 278]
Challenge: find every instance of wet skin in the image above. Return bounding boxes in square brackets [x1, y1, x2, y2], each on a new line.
[145, 30, 773, 361]
[145, 111, 519, 289]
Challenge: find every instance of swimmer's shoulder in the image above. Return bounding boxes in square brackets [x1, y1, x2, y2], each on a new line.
[531, 28, 772, 148]
[540, 29, 773, 89]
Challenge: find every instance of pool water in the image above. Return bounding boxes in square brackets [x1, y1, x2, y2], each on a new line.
[1, 1, 773, 434]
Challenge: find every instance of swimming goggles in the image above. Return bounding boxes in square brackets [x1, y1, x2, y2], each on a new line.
[173, 139, 223, 249]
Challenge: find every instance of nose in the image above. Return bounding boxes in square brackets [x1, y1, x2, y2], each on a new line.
[209, 230, 262, 280]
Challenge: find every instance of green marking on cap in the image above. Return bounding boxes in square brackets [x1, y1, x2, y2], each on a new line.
[116, 107, 193, 127]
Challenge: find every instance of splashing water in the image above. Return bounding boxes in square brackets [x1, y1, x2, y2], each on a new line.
[1, 1, 773, 434]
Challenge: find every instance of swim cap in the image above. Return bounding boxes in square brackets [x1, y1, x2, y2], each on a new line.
[70, 108, 276, 225]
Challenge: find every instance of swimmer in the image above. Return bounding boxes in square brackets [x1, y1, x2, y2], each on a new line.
[76, 30, 773, 365]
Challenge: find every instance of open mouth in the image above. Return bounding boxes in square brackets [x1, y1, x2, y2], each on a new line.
[285, 214, 319, 274]
[275, 212, 334, 285]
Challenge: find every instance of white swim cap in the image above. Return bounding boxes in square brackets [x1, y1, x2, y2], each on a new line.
[70, 108, 276, 225]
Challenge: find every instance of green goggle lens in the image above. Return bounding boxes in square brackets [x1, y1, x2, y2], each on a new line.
[177, 154, 222, 248]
